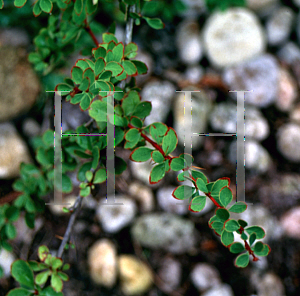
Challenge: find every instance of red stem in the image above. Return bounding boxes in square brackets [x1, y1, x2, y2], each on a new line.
[127, 122, 259, 261]
[84, 19, 99, 47]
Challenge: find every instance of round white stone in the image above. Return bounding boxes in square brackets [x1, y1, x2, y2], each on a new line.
[203, 8, 266, 67]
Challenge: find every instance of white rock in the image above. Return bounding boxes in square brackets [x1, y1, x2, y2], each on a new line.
[131, 213, 197, 254]
[246, 0, 279, 12]
[255, 272, 286, 296]
[280, 206, 300, 239]
[245, 106, 270, 141]
[203, 8, 266, 68]
[209, 102, 237, 133]
[223, 54, 279, 108]
[229, 139, 272, 173]
[127, 181, 155, 212]
[88, 239, 117, 287]
[190, 263, 221, 292]
[277, 42, 300, 65]
[22, 118, 41, 137]
[266, 7, 294, 46]
[202, 283, 234, 296]
[277, 123, 300, 162]
[293, 0, 300, 7]
[276, 68, 298, 112]
[118, 254, 153, 296]
[173, 88, 213, 150]
[157, 186, 188, 215]
[0, 28, 29, 47]
[0, 249, 16, 278]
[141, 80, 175, 126]
[176, 20, 203, 65]
[96, 195, 137, 233]
[290, 103, 300, 124]
[184, 65, 204, 83]
[0, 46, 40, 122]
[48, 195, 77, 216]
[0, 123, 32, 178]
[158, 257, 181, 292]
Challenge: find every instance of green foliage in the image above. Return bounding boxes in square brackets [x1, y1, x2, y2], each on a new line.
[0, 1, 271, 294]
[205, 0, 246, 12]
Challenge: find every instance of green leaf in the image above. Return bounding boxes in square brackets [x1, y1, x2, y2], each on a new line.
[77, 162, 92, 182]
[115, 156, 127, 175]
[131, 60, 148, 75]
[80, 93, 92, 111]
[6, 288, 32, 296]
[74, 0, 83, 15]
[253, 241, 264, 252]
[36, 270, 50, 285]
[172, 185, 194, 200]
[229, 242, 245, 253]
[14, 0, 27, 8]
[124, 43, 138, 58]
[130, 147, 153, 162]
[228, 202, 247, 213]
[143, 17, 165, 29]
[58, 271, 69, 281]
[238, 219, 248, 228]
[124, 0, 137, 4]
[254, 244, 270, 256]
[132, 101, 152, 118]
[43, 130, 54, 147]
[89, 100, 107, 122]
[11, 260, 35, 289]
[122, 91, 140, 116]
[39, 0, 53, 13]
[5, 223, 17, 239]
[93, 168, 106, 184]
[51, 273, 63, 292]
[122, 60, 137, 75]
[149, 163, 165, 184]
[189, 195, 206, 212]
[125, 128, 140, 143]
[42, 286, 64, 296]
[245, 226, 265, 240]
[249, 233, 256, 246]
[80, 186, 91, 197]
[38, 245, 49, 261]
[211, 221, 224, 230]
[178, 153, 193, 167]
[206, 182, 215, 192]
[91, 147, 100, 170]
[25, 212, 35, 229]
[152, 150, 165, 163]
[196, 178, 208, 193]
[148, 122, 168, 145]
[225, 219, 240, 232]
[95, 58, 106, 76]
[211, 178, 230, 195]
[5, 206, 20, 222]
[234, 252, 249, 268]
[170, 157, 186, 171]
[71, 66, 83, 84]
[162, 127, 177, 156]
[93, 46, 106, 59]
[78, 78, 90, 92]
[105, 61, 124, 76]
[191, 170, 208, 184]
[241, 232, 248, 240]
[85, 171, 93, 182]
[51, 258, 63, 270]
[102, 33, 118, 43]
[219, 186, 233, 207]
[216, 208, 230, 222]
[112, 43, 124, 62]
[221, 229, 234, 246]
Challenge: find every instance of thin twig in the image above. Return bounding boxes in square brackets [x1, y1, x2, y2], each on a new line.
[57, 195, 83, 258]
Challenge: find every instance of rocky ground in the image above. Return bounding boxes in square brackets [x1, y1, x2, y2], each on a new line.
[1, 0, 300, 295]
